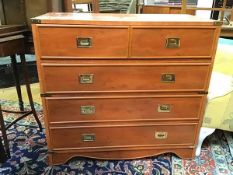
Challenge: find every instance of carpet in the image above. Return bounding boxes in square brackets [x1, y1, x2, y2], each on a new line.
[1, 100, 233, 175]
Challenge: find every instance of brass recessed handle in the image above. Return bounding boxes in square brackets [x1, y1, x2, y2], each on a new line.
[155, 132, 168, 139]
[82, 134, 95, 142]
[158, 104, 171, 113]
[166, 38, 180, 48]
[79, 74, 94, 84]
[161, 73, 175, 83]
[80, 105, 96, 115]
[77, 37, 92, 48]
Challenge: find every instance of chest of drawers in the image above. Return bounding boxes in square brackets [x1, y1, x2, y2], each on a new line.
[32, 13, 220, 165]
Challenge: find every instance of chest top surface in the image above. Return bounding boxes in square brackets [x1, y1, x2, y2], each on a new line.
[32, 12, 219, 26]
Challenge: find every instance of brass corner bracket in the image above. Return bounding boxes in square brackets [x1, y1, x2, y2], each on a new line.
[31, 19, 41, 24]
[214, 21, 223, 26]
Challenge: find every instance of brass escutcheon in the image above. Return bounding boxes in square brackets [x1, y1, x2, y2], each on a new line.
[80, 105, 96, 115]
[166, 38, 180, 48]
[155, 132, 168, 139]
[158, 104, 171, 113]
[79, 74, 94, 84]
[82, 134, 96, 142]
[77, 37, 92, 48]
[161, 73, 175, 83]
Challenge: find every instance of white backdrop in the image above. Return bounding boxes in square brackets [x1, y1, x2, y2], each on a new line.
[196, 0, 214, 19]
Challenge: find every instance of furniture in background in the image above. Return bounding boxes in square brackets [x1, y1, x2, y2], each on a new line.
[0, 138, 7, 163]
[137, 0, 233, 37]
[141, 2, 196, 15]
[0, 25, 43, 149]
[0, 0, 51, 54]
[63, 0, 99, 12]
[63, 0, 126, 13]
[0, 104, 9, 163]
[32, 13, 220, 165]
[211, 0, 233, 20]
[138, 0, 232, 20]
[0, 0, 50, 26]
[0, 26, 41, 162]
[221, 24, 233, 37]
[0, 0, 28, 25]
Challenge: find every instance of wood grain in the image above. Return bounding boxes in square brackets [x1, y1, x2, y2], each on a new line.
[131, 28, 215, 58]
[49, 147, 195, 165]
[49, 123, 198, 149]
[38, 26, 129, 58]
[45, 95, 204, 123]
[32, 13, 217, 26]
[41, 63, 211, 92]
[31, 13, 221, 165]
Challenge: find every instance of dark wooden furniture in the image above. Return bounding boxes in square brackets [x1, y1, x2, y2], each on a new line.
[0, 105, 9, 163]
[32, 13, 221, 165]
[0, 137, 8, 163]
[0, 0, 51, 26]
[0, 25, 27, 110]
[0, 25, 43, 162]
[0, 0, 52, 56]
[0, 25, 43, 148]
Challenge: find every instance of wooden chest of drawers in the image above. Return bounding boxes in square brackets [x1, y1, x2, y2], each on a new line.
[32, 13, 220, 165]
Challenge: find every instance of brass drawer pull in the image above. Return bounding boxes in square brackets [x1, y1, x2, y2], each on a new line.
[82, 134, 95, 142]
[79, 74, 94, 84]
[166, 38, 180, 48]
[155, 132, 168, 139]
[80, 105, 96, 115]
[77, 37, 92, 48]
[161, 73, 175, 83]
[158, 104, 171, 113]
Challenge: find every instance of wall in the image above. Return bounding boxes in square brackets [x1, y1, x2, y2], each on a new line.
[51, 0, 63, 12]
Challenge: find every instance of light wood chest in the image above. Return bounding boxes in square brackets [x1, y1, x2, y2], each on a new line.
[32, 13, 221, 165]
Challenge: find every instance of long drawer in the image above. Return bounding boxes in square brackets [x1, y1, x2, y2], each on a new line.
[41, 63, 210, 92]
[50, 123, 198, 149]
[45, 95, 204, 123]
[131, 28, 216, 58]
[38, 26, 129, 58]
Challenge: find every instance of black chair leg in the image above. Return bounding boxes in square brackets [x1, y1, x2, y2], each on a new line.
[0, 137, 8, 163]
[11, 55, 24, 111]
[0, 105, 10, 159]
[20, 54, 43, 132]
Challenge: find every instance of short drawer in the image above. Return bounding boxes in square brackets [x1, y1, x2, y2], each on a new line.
[45, 95, 204, 123]
[41, 63, 210, 92]
[131, 28, 216, 58]
[50, 123, 197, 149]
[38, 26, 129, 58]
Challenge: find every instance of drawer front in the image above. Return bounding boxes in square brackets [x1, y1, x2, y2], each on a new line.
[42, 64, 210, 92]
[131, 28, 215, 58]
[50, 124, 197, 149]
[38, 26, 129, 58]
[46, 96, 204, 123]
